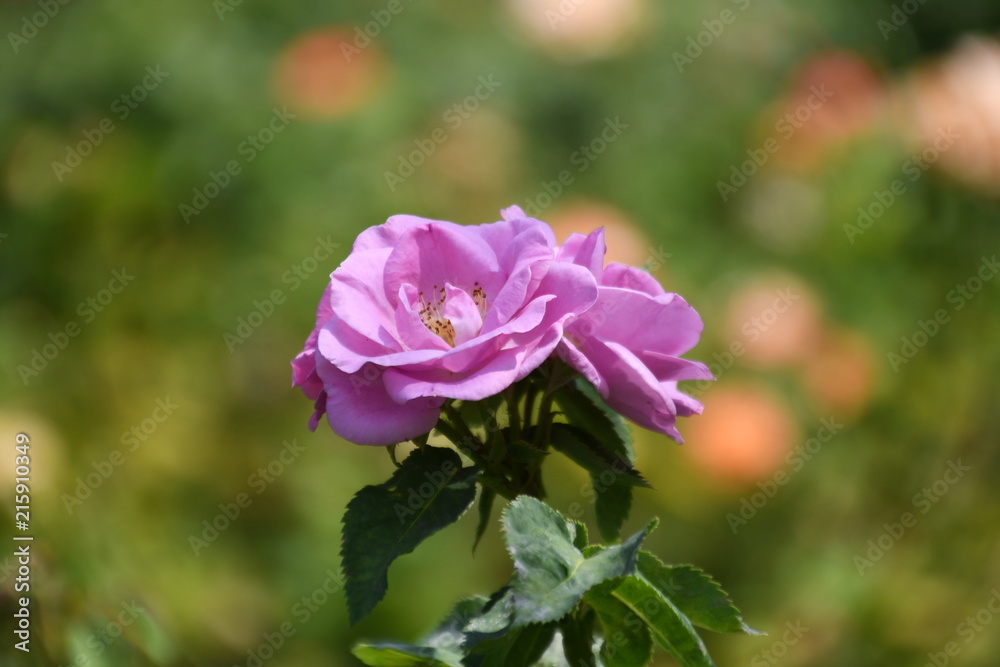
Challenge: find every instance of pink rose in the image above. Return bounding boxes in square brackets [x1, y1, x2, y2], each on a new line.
[293, 208, 599, 445]
[555, 226, 711, 441]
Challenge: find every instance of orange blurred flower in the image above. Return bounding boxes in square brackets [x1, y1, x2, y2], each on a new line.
[802, 328, 877, 416]
[685, 383, 798, 484]
[767, 50, 886, 171]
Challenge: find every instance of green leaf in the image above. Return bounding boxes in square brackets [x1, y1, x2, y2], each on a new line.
[611, 576, 714, 667]
[465, 588, 515, 637]
[464, 590, 557, 666]
[637, 553, 761, 635]
[569, 520, 589, 551]
[342, 446, 480, 624]
[504, 437, 550, 462]
[554, 377, 635, 465]
[352, 643, 464, 667]
[548, 424, 649, 488]
[472, 487, 496, 553]
[584, 581, 654, 667]
[500, 496, 652, 627]
[534, 630, 569, 667]
[595, 484, 634, 546]
[560, 608, 597, 667]
[548, 423, 649, 542]
[353, 596, 491, 666]
[426, 597, 491, 648]
[465, 622, 558, 667]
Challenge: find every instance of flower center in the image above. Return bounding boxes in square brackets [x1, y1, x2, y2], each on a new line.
[418, 285, 455, 346]
[417, 282, 488, 347]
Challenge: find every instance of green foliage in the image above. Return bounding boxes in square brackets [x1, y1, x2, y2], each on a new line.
[549, 379, 646, 542]
[554, 378, 636, 466]
[610, 575, 715, 667]
[585, 580, 655, 666]
[342, 447, 480, 624]
[353, 597, 487, 666]
[328, 359, 757, 664]
[472, 486, 496, 553]
[353, 496, 753, 666]
[465, 621, 558, 667]
[548, 422, 649, 542]
[637, 553, 762, 636]
[501, 496, 652, 626]
[353, 644, 465, 667]
[569, 519, 589, 551]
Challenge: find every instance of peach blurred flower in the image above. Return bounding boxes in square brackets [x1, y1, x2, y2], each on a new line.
[548, 200, 652, 268]
[273, 28, 387, 119]
[899, 36, 1000, 193]
[506, 0, 645, 59]
[723, 274, 823, 367]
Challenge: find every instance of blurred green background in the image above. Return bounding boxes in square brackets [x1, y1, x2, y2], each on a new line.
[2, 0, 1000, 665]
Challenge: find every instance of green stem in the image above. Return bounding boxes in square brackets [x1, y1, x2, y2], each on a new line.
[523, 383, 539, 435]
[437, 403, 517, 500]
[441, 402, 480, 447]
[534, 388, 557, 451]
[505, 386, 521, 441]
